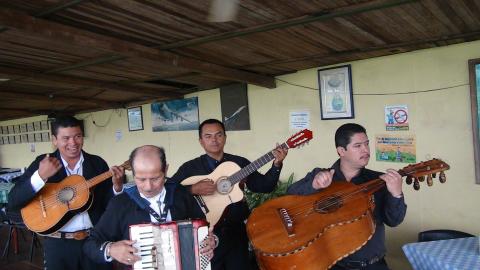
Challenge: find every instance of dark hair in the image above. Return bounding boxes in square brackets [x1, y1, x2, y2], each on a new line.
[129, 145, 167, 175]
[198, 119, 225, 138]
[335, 123, 367, 149]
[50, 115, 82, 137]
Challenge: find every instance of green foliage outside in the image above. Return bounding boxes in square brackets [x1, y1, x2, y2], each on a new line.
[245, 173, 294, 210]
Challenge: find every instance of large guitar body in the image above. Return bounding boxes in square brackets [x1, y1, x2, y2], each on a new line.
[247, 182, 375, 270]
[21, 175, 93, 234]
[247, 158, 450, 270]
[181, 162, 244, 228]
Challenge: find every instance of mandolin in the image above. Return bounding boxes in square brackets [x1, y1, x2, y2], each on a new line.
[246, 159, 450, 270]
[181, 129, 313, 227]
[21, 160, 131, 234]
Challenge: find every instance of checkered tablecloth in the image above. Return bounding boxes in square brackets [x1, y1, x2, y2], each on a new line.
[0, 171, 23, 183]
[0, 182, 13, 204]
[403, 237, 480, 270]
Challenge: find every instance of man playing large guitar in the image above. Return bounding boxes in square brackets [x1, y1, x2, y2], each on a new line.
[170, 118, 288, 270]
[287, 123, 407, 270]
[8, 116, 125, 270]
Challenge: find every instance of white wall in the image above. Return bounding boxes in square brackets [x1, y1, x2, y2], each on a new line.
[2, 40, 480, 269]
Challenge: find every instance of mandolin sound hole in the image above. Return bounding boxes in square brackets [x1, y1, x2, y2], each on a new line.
[57, 187, 76, 204]
[315, 195, 343, 214]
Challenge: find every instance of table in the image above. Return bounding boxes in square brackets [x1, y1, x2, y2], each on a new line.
[403, 237, 480, 270]
[0, 171, 23, 183]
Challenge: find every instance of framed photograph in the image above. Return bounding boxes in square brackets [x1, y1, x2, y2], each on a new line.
[34, 133, 42, 142]
[34, 121, 41, 131]
[469, 58, 480, 184]
[41, 132, 50, 142]
[8, 135, 15, 144]
[151, 97, 199, 132]
[15, 135, 21, 144]
[8, 125, 14, 134]
[3, 137, 8, 144]
[14, 125, 20, 134]
[20, 123, 27, 133]
[1, 126, 7, 135]
[41, 120, 49, 131]
[127, 106, 144, 131]
[27, 122, 34, 132]
[220, 83, 250, 131]
[318, 65, 354, 120]
[21, 134, 27, 143]
[27, 133, 35, 143]
[0, 137, 3, 145]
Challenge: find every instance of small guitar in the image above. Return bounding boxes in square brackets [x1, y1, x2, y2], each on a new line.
[181, 129, 313, 227]
[21, 160, 131, 234]
[247, 159, 449, 270]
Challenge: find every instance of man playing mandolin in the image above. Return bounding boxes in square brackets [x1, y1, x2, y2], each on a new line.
[287, 123, 407, 270]
[170, 118, 289, 270]
[8, 115, 125, 270]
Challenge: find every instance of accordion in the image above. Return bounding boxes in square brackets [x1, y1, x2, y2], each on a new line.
[130, 220, 211, 270]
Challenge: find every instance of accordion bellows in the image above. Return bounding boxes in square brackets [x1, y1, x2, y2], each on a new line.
[130, 220, 211, 270]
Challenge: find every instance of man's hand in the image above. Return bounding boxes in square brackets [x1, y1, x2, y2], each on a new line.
[38, 154, 62, 182]
[110, 165, 125, 192]
[190, 179, 216, 195]
[272, 143, 288, 167]
[380, 169, 403, 198]
[109, 240, 140, 265]
[312, 169, 334, 190]
[200, 229, 217, 260]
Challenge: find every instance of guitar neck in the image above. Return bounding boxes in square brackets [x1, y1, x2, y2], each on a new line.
[86, 170, 114, 188]
[229, 142, 288, 185]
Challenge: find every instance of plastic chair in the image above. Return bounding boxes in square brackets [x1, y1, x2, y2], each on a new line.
[417, 229, 474, 242]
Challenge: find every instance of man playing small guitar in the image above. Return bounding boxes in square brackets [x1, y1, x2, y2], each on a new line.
[170, 118, 288, 270]
[8, 116, 125, 270]
[287, 123, 406, 270]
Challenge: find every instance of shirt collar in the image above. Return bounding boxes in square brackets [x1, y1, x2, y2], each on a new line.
[139, 187, 166, 205]
[60, 153, 84, 172]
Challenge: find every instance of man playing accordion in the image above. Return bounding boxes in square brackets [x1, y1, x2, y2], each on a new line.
[83, 145, 217, 269]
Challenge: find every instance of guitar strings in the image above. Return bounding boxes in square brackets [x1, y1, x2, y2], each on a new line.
[285, 181, 385, 219]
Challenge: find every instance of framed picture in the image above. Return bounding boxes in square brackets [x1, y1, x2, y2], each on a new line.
[318, 64, 355, 120]
[151, 97, 199, 132]
[8, 135, 15, 144]
[27, 133, 35, 143]
[469, 58, 480, 184]
[34, 133, 42, 142]
[14, 125, 20, 134]
[21, 134, 27, 143]
[27, 122, 34, 132]
[220, 83, 251, 131]
[3, 137, 8, 144]
[34, 121, 41, 131]
[15, 135, 21, 144]
[8, 125, 14, 134]
[127, 106, 144, 131]
[20, 123, 27, 133]
[1, 126, 7, 135]
[41, 120, 49, 131]
[41, 132, 50, 142]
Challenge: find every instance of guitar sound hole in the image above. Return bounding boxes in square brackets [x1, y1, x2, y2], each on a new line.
[57, 187, 76, 203]
[315, 195, 343, 214]
[216, 177, 232, 194]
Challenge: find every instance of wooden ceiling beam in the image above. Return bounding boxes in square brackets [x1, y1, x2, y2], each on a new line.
[0, 90, 118, 108]
[0, 66, 181, 99]
[0, 8, 276, 89]
[158, 0, 419, 50]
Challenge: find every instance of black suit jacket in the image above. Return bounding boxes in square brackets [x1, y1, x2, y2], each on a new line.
[83, 184, 204, 264]
[8, 150, 114, 226]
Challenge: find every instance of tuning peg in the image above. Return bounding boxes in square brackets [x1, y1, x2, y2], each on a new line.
[413, 178, 420, 191]
[406, 176, 413, 185]
[439, 171, 446, 183]
[427, 174, 433, 186]
[418, 176, 425, 182]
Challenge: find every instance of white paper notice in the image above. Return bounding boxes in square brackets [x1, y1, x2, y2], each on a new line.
[290, 111, 310, 129]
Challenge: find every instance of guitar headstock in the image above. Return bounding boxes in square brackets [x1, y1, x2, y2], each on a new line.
[120, 160, 132, 171]
[286, 129, 313, 149]
[399, 158, 450, 190]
